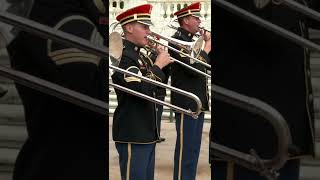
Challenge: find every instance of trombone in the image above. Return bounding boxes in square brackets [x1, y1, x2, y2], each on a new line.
[109, 66, 202, 118]
[109, 31, 203, 118]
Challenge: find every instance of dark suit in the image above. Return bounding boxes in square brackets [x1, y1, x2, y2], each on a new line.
[211, 0, 320, 179]
[6, 0, 108, 179]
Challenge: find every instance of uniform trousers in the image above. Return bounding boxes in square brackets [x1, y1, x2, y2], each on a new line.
[115, 143, 156, 180]
[173, 112, 205, 180]
[211, 159, 300, 180]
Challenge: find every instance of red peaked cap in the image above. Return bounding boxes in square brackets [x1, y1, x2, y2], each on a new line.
[174, 2, 202, 19]
[116, 4, 153, 26]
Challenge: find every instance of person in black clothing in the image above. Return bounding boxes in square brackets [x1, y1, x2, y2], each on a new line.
[6, 0, 108, 179]
[168, 2, 211, 180]
[145, 49, 170, 142]
[111, 4, 172, 180]
[211, 1, 320, 179]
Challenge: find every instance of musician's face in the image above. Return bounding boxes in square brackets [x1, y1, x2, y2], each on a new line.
[185, 16, 201, 34]
[125, 22, 151, 47]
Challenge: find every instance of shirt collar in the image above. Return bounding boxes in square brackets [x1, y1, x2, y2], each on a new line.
[123, 39, 141, 52]
[178, 27, 194, 39]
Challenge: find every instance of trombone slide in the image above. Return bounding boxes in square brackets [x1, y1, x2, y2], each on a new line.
[110, 64, 203, 118]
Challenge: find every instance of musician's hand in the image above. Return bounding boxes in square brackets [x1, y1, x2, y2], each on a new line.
[154, 44, 166, 54]
[201, 30, 211, 54]
[154, 47, 173, 69]
[200, 29, 211, 42]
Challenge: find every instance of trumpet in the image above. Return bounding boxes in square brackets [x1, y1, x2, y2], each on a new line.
[167, 18, 211, 38]
[146, 31, 211, 69]
[199, 27, 211, 34]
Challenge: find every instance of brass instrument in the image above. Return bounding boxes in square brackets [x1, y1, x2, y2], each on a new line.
[167, 18, 211, 38]
[109, 31, 203, 118]
[109, 21, 211, 78]
[146, 31, 211, 69]
[140, 46, 210, 78]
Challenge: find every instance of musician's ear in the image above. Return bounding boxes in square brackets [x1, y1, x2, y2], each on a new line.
[182, 17, 189, 25]
[123, 23, 134, 34]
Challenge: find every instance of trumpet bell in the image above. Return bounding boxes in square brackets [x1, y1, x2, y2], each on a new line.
[191, 36, 204, 59]
[109, 32, 123, 62]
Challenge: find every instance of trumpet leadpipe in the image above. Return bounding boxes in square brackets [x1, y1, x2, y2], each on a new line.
[199, 27, 211, 33]
[145, 34, 211, 68]
[140, 49, 211, 78]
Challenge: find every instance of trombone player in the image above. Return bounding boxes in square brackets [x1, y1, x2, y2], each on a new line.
[168, 2, 211, 180]
[111, 4, 172, 180]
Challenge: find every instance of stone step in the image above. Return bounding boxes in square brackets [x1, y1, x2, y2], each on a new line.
[300, 156, 320, 180]
[316, 120, 320, 139]
[0, 84, 21, 104]
[312, 78, 320, 94]
[311, 64, 320, 77]
[316, 143, 320, 159]
[300, 165, 320, 180]
[0, 172, 12, 180]
[0, 104, 25, 124]
[314, 98, 320, 114]
[0, 125, 27, 142]
[0, 148, 18, 165]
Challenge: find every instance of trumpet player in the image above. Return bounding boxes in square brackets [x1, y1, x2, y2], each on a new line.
[111, 4, 172, 180]
[168, 2, 211, 180]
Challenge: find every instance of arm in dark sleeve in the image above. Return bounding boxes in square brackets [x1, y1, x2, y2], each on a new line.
[46, 15, 106, 99]
[146, 50, 170, 97]
[79, 0, 108, 40]
[168, 43, 209, 77]
[112, 55, 166, 97]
